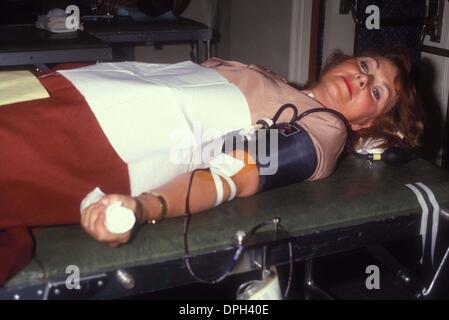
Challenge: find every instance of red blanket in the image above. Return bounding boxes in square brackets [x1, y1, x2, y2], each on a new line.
[0, 65, 130, 285]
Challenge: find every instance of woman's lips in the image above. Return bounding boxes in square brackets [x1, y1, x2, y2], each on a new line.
[342, 76, 352, 98]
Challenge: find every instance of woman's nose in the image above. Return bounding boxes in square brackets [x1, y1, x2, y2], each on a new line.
[356, 74, 369, 89]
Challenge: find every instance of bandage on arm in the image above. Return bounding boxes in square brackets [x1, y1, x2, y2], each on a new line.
[209, 153, 244, 206]
[133, 150, 260, 221]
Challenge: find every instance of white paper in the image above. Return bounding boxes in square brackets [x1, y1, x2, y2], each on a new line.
[104, 202, 136, 234]
[80, 187, 106, 212]
[60, 61, 251, 195]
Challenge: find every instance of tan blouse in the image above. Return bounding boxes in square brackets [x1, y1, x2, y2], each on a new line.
[202, 58, 347, 181]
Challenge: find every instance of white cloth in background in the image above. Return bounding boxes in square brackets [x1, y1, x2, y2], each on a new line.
[35, 8, 81, 33]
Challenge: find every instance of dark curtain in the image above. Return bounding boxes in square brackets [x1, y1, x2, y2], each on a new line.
[354, 0, 427, 65]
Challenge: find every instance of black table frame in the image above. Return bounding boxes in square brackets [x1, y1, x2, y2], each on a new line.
[0, 208, 437, 300]
[0, 25, 112, 68]
[84, 17, 212, 63]
[0, 17, 212, 68]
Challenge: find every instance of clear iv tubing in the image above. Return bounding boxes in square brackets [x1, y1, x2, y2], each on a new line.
[183, 168, 294, 299]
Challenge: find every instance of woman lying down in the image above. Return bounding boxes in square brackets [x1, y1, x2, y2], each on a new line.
[0, 48, 423, 285]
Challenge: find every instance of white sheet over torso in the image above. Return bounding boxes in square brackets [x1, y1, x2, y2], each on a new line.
[59, 61, 251, 195]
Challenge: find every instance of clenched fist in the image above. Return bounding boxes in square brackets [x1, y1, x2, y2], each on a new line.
[81, 194, 138, 248]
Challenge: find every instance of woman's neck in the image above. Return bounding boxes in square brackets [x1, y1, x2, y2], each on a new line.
[302, 86, 328, 108]
[302, 90, 315, 99]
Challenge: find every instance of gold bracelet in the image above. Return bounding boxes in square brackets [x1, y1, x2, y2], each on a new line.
[147, 192, 168, 224]
[133, 197, 145, 225]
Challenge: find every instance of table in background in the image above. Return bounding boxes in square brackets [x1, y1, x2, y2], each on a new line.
[0, 17, 212, 68]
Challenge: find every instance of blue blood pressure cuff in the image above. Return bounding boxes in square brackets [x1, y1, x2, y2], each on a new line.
[221, 122, 318, 192]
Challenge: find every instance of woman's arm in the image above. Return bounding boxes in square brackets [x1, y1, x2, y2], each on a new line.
[81, 150, 259, 247]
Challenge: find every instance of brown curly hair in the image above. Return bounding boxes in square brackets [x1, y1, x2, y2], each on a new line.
[320, 47, 424, 150]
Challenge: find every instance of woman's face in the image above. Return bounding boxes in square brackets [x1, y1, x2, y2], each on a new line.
[311, 56, 400, 130]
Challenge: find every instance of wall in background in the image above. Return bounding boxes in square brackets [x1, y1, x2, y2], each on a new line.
[321, 0, 355, 66]
[135, 0, 216, 63]
[135, 0, 313, 84]
[420, 2, 449, 166]
[223, 0, 293, 77]
[289, 0, 313, 86]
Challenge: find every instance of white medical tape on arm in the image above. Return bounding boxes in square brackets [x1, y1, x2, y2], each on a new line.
[416, 182, 440, 266]
[210, 167, 238, 206]
[210, 169, 224, 207]
[222, 174, 237, 201]
[405, 183, 429, 264]
[209, 153, 245, 206]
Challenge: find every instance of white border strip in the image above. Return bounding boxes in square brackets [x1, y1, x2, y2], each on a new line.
[405, 183, 429, 264]
[416, 182, 441, 265]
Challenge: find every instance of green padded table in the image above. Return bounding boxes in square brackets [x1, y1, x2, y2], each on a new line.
[1, 156, 449, 299]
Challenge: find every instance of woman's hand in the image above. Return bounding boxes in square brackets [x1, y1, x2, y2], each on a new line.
[81, 194, 138, 248]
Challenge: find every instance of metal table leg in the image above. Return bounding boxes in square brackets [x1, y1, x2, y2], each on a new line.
[196, 40, 205, 63]
[304, 259, 334, 300]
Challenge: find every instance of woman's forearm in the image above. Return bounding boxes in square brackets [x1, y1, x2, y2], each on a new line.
[136, 151, 259, 223]
[80, 151, 259, 246]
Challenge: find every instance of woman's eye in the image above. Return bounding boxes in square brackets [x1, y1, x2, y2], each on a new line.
[372, 87, 381, 100]
[360, 61, 369, 73]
